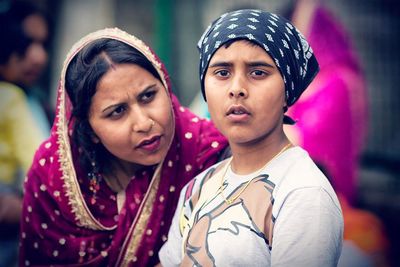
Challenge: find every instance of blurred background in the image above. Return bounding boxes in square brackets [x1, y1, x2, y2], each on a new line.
[1, 0, 399, 266]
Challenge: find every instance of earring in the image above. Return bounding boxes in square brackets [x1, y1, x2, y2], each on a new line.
[88, 151, 102, 205]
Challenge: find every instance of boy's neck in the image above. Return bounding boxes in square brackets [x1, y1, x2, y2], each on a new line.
[229, 136, 291, 175]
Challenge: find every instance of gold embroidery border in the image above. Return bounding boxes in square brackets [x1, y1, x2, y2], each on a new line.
[57, 28, 169, 231]
[117, 162, 162, 267]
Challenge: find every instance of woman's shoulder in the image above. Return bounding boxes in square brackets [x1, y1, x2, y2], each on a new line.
[28, 136, 58, 174]
[173, 106, 228, 166]
[175, 105, 222, 138]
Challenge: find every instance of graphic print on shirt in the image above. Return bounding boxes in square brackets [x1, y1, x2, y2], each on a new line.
[180, 166, 218, 235]
[181, 174, 276, 266]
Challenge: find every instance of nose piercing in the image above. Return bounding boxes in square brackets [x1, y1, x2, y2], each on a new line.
[150, 119, 155, 128]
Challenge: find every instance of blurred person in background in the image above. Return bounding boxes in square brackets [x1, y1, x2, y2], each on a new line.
[0, 1, 52, 266]
[281, 0, 389, 266]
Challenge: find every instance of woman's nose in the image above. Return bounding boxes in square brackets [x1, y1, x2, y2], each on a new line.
[132, 110, 154, 133]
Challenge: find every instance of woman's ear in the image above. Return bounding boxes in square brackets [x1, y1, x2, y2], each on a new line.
[91, 134, 100, 144]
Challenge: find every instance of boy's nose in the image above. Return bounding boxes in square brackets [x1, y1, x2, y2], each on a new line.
[229, 87, 248, 98]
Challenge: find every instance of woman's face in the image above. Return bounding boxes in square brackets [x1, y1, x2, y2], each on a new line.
[88, 63, 174, 167]
[204, 40, 286, 148]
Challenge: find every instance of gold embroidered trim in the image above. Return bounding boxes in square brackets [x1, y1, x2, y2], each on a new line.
[117, 162, 162, 267]
[57, 28, 169, 230]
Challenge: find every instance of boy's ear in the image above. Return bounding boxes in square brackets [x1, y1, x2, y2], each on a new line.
[283, 98, 288, 113]
[283, 106, 288, 113]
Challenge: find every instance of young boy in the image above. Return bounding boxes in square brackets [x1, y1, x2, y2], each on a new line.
[159, 9, 343, 267]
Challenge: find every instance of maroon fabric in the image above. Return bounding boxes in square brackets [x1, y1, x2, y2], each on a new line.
[19, 28, 228, 266]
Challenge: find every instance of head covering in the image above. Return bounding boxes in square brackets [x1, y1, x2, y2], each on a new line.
[197, 9, 319, 112]
[19, 28, 227, 266]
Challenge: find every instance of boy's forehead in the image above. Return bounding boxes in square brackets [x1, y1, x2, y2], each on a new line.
[209, 40, 272, 63]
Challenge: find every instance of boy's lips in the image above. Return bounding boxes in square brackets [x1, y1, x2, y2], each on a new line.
[226, 104, 251, 122]
[226, 105, 250, 116]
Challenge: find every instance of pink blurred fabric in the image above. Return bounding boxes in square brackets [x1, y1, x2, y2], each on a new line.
[287, 6, 368, 204]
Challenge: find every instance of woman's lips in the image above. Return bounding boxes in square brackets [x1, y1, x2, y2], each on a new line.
[136, 135, 161, 151]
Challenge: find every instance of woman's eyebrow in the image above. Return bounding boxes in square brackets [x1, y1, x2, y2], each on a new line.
[137, 84, 157, 97]
[101, 103, 121, 114]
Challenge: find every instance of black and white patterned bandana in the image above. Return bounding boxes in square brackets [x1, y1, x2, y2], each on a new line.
[197, 9, 319, 111]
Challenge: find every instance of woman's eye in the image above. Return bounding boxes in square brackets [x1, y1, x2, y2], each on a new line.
[140, 90, 156, 103]
[215, 69, 230, 77]
[109, 105, 126, 118]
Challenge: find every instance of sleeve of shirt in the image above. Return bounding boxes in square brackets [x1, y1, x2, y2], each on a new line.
[10, 91, 43, 173]
[159, 186, 186, 267]
[271, 187, 344, 267]
[1, 86, 43, 186]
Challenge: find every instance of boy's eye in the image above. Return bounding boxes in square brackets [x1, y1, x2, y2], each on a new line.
[251, 70, 267, 77]
[215, 69, 230, 77]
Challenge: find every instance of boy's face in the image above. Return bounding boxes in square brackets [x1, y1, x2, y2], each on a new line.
[204, 40, 286, 147]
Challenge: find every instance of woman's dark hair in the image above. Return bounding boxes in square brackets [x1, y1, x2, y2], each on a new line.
[65, 38, 162, 176]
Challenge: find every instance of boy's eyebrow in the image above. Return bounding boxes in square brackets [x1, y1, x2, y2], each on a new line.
[208, 61, 275, 68]
[208, 61, 233, 68]
[247, 61, 275, 68]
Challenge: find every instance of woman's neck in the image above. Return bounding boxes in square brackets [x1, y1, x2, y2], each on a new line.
[103, 159, 142, 192]
[229, 135, 291, 175]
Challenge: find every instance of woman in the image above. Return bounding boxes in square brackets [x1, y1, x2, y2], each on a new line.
[19, 28, 228, 266]
[159, 9, 343, 266]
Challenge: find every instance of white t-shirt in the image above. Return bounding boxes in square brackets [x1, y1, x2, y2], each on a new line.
[159, 146, 343, 267]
